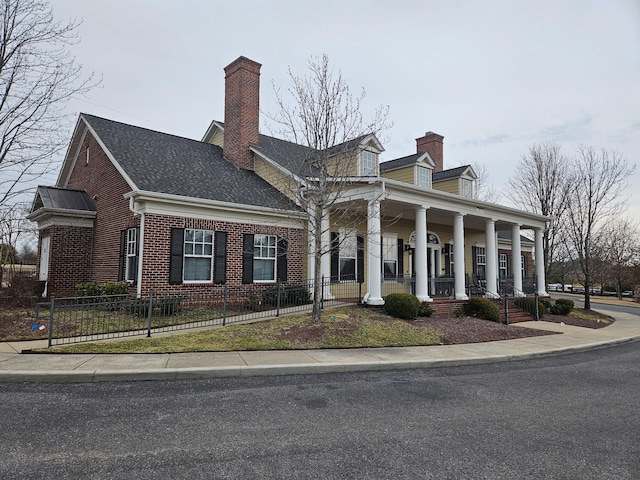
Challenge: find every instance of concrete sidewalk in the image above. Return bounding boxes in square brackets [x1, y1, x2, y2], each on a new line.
[1, 308, 639, 383]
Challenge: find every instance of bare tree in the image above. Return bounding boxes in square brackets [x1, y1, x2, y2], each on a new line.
[0, 0, 98, 207]
[471, 161, 501, 203]
[564, 146, 635, 309]
[506, 142, 571, 280]
[598, 217, 640, 299]
[267, 54, 392, 322]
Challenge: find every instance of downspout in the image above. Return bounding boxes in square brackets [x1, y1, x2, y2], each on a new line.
[129, 197, 145, 298]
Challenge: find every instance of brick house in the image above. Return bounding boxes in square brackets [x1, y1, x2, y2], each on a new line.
[29, 56, 549, 302]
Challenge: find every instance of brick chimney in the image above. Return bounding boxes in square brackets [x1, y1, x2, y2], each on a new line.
[416, 131, 444, 172]
[223, 56, 261, 171]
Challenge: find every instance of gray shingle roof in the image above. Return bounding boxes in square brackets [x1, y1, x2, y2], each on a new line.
[432, 165, 471, 182]
[497, 230, 534, 244]
[379, 153, 424, 173]
[34, 186, 96, 212]
[253, 134, 322, 178]
[82, 114, 297, 210]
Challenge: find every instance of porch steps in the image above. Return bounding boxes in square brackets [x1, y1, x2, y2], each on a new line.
[496, 297, 536, 323]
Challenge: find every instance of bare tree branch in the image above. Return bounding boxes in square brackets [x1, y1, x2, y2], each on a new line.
[0, 0, 99, 207]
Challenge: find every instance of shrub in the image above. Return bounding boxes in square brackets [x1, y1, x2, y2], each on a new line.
[514, 297, 547, 317]
[464, 297, 501, 322]
[384, 293, 420, 320]
[2, 272, 42, 307]
[540, 298, 553, 310]
[550, 298, 574, 315]
[76, 282, 129, 297]
[261, 284, 311, 307]
[244, 293, 262, 312]
[128, 297, 181, 317]
[418, 302, 435, 317]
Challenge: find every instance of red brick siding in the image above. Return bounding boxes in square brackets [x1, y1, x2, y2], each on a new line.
[39, 225, 93, 296]
[141, 214, 304, 296]
[498, 249, 534, 277]
[66, 131, 138, 285]
[223, 57, 261, 171]
[416, 132, 444, 172]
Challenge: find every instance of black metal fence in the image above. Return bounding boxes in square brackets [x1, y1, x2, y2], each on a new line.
[40, 278, 365, 347]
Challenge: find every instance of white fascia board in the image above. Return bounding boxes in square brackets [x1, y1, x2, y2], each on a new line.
[249, 146, 307, 187]
[380, 178, 550, 229]
[27, 208, 96, 229]
[202, 120, 224, 143]
[56, 116, 87, 187]
[360, 134, 385, 153]
[125, 191, 306, 229]
[416, 153, 436, 168]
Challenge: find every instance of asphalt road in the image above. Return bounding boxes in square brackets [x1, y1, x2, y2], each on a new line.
[550, 293, 640, 316]
[1, 342, 639, 479]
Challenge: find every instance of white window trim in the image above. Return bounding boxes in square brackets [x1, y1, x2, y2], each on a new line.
[338, 227, 357, 282]
[253, 234, 277, 283]
[125, 227, 137, 283]
[461, 178, 473, 198]
[183, 228, 214, 283]
[360, 151, 377, 176]
[499, 253, 508, 276]
[417, 165, 431, 189]
[383, 233, 398, 281]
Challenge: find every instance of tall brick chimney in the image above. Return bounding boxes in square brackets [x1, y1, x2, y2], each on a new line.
[223, 56, 261, 171]
[416, 131, 444, 172]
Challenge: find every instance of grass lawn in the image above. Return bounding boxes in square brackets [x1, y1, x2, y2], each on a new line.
[40, 307, 443, 354]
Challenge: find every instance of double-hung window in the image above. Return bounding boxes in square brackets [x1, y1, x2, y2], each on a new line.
[361, 151, 376, 176]
[499, 253, 508, 277]
[339, 229, 357, 281]
[475, 246, 486, 279]
[417, 166, 431, 189]
[461, 179, 473, 198]
[184, 229, 213, 282]
[254, 234, 277, 282]
[125, 228, 138, 282]
[383, 235, 398, 279]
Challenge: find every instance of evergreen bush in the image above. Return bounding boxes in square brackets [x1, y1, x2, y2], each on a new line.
[464, 297, 501, 322]
[514, 297, 547, 317]
[418, 302, 435, 317]
[550, 298, 574, 315]
[384, 293, 420, 320]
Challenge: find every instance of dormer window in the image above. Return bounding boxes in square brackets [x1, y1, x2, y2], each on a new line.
[417, 166, 431, 189]
[361, 151, 377, 176]
[461, 178, 473, 198]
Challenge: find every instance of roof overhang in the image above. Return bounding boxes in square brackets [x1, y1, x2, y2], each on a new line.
[125, 190, 306, 229]
[27, 207, 96, 229]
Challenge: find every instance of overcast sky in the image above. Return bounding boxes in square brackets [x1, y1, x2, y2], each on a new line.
[51, 0, 640, 218]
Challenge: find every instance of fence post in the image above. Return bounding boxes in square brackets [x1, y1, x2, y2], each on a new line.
[535, 292, 539, 321]
[223, 284, 227, 326]
[47, 295, 55, 348]
[504, 294, 509, 325]
[276, 279, 281, 317]
[321, 275, 325, 310]
[147, 291, 154, 337]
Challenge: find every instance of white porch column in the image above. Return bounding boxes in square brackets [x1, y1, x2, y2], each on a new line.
[429, 247, 436, 295]
[320, 208, 333, 299]
[453, 213, 468, 300]
[485, 219, 498, 297]
[365, 199, 384, 305]
[535, 227, 548, 296]
[511, 223, 523, 293]
[414, 207, 432, 302]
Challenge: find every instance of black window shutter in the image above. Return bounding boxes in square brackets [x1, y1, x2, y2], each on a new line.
[444, 244, 451, 276]
[506, 254, 511, 277]
[214, 231, 227, 284]
[118, 230, 126, 282]
[472, 246, 478, 276]
[397, 239, 404, 282]
[330, 232, 339, 281]
[169, 228, 184, 285]
[357, 235, 364, 283]
[277, 238, 288, 282]
[242, 234, 254, 284]
[522, 255, 528, 277]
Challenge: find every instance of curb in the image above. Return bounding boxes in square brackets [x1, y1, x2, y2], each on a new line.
[1, 336, 638, 384]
